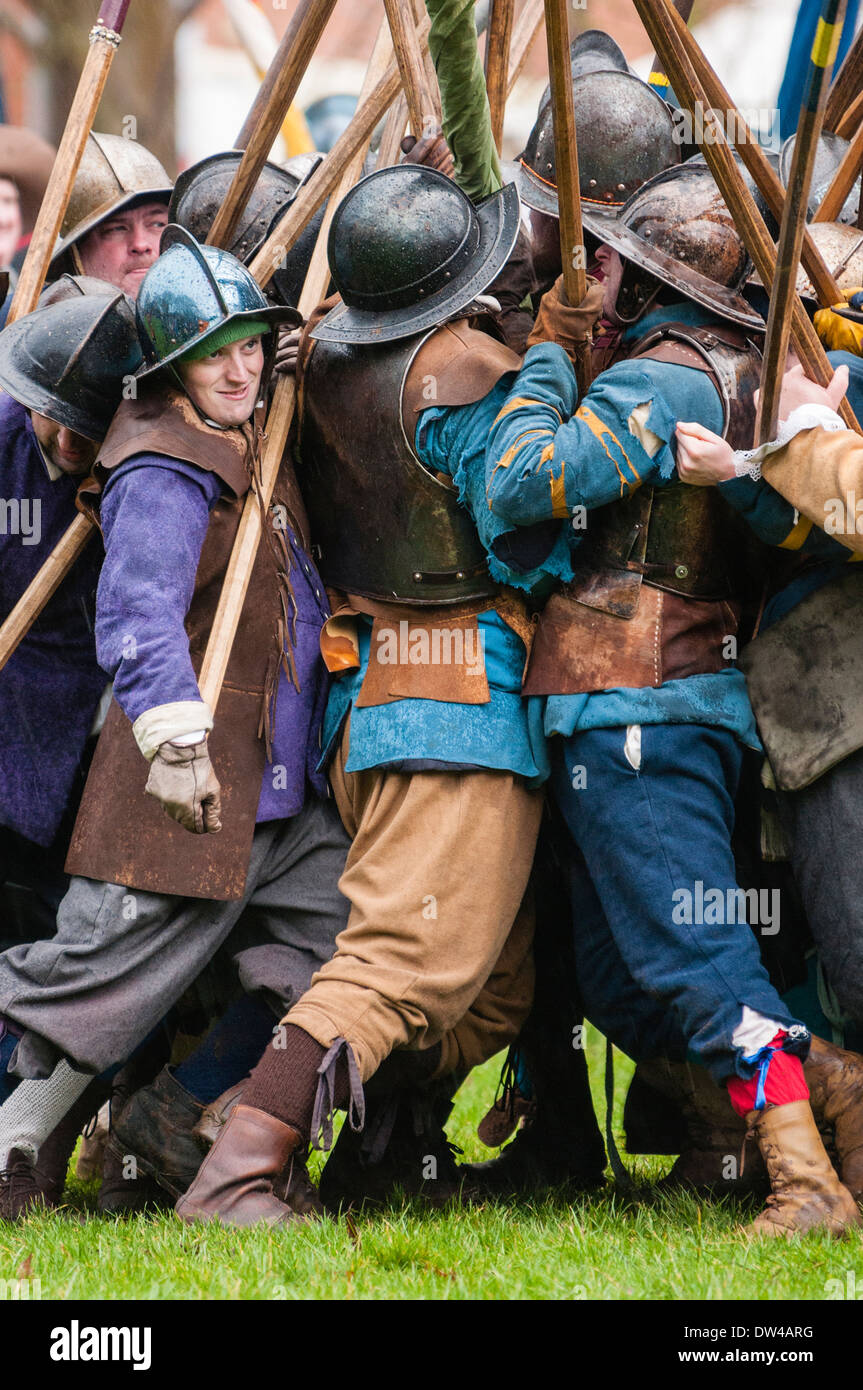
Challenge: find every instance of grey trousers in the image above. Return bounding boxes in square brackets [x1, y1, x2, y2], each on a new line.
[0, 797, 351, 1078]
[780, 746, 863, 1028]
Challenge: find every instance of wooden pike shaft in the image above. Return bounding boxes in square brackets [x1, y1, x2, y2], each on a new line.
[508, 0, 544, 92]
[484, 0, 516, 152]
[249, 15, 428, 289]
[836, 85, 863, 138]
[197, 24, 395, 713]
[645, 0, 696, 100]
[8, 0, 132, 322]
[825, 19, 863, 130]
[543, 0, 590, 394]
[648, 0, 843, 310]
[383, 0, 437, 137]
[207, 0, 337, 251]
[757, 0, 847, 443]
[633, 0, 860, 435]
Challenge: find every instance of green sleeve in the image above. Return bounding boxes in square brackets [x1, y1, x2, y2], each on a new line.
[425, 0, 503, 200]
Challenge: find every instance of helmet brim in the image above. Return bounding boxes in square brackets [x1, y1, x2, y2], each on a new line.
[311, 181, 521, 345]
[0, 354, 108, 441]
[582, 204, 764, 331]
[51, 186, 174, 264]
[136, 303, 301, 379]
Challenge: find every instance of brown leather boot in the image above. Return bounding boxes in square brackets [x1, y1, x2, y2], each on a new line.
[804, 1035, 863, 1201]
[175, 1104, 305, 1228]
[746, 1100, 862, 1238]
[195, 1083, 323, 1218]
[0, 1150, 47, 1219]
[637, 1058, 767, 1195]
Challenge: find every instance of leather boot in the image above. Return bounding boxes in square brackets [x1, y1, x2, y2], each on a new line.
[97, 1142, 169, 1216]
[746, 1100, 862, 1238]
[108, 1066, 206, 1198]
[804, 1035, 863, 1201]
[175, 1104, 303, 1227]
[0, 1150, 47, 1219]
[637, 1058, 767, 1196]
[461, 1033, 606, 1197]
[319, 1074, 463, 1213]
[195, 1082, 322, 1218]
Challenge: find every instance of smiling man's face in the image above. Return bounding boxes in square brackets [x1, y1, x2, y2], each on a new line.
[77, 200, 169, 297]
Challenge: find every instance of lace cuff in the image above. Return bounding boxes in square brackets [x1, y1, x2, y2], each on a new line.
[732, 403, 846, 480]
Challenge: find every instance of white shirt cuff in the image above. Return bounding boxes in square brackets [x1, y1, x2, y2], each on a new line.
[132, 700, 214, 760]
[732, 403, 846, 480]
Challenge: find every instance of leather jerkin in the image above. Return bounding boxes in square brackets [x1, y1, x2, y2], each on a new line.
[66, 386, 308, 901]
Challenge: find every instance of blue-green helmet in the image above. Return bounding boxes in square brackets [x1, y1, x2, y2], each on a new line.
[135, 224, 300, 377]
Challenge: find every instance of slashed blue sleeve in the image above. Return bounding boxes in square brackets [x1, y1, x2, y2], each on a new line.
[96, 455, 221, 721]
[485, 342, 724, 527]
[718, 473, 859, 560]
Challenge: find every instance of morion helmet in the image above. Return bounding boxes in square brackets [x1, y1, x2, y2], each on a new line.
[52, 132, 172, 264]
[135, 224, 300, 376]
[582, 162, 763, 329]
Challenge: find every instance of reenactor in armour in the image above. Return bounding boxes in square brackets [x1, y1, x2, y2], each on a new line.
[0, 230, 354, 1219]
[482, 158, 863, 1236]
[48, 131, 172, 299]
[175, 164, 610, 1227]
[0, 285, 143, 1210]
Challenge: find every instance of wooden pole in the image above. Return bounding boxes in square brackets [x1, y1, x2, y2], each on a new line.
[645, 0, 844, 311]
[383, 0, 437, 138]
[249, 18, 428, 290]
[197, 24, 395, 713]
[375, 93, 410, 169]
[633, 0, 860, 435]
[206, 0, 337, 251]
[508, 0, 544, 92]
[7, 0, 134, 323]
[825, 20, 863, 130]
[756, 0, 847, 442]
[411, 0, 443, 125]
[813, 116, 863, 220]
[836, 85, 863, 137]
[484, 0, 516, 153]
[645, 0, 696, 102]
[543, 0, 591, 394]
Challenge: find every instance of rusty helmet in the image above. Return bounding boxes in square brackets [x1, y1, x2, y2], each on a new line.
[793, 221, 863, 300]
[517, 70, 680, 221]
[52, 132, 172, 263]
[582, 163, 763, 329]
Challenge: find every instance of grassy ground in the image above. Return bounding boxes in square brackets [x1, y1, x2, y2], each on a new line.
[1, 1026, 861, 1301]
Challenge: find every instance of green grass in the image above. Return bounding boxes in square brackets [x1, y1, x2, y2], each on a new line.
[1, 1027, 861, 1301]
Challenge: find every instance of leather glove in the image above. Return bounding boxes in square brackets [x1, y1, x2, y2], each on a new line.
[400, 131, 455, 179]
[526, 274, 605, 363]
[145, 739, 222, 835]
[814, 287, 863, 355]
[273, 325, 302, 377]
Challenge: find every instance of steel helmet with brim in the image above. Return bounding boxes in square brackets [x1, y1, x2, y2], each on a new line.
[169, 150, 321, 266]
[581, 163, 764, 331]
[52, 132, 172, 266]
[312, 165, 520, 346]
[517, 70, 681, 223]
[0, 293, 142, 440]
[135, 225, 300, 378]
